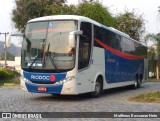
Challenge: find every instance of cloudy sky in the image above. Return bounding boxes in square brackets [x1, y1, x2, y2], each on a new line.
[0, 0, 160, 44]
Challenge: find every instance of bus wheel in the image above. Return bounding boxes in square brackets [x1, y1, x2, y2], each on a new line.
[90, 78, 103, 98]
[137, 77, 142, 88]
[132, 77, 141, 89]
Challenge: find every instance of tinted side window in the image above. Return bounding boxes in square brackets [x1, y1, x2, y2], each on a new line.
[101, 29, 111, 46]
[134, 42, 147, 56]
[121, 37, 135, 53]
[108, 32, 121, 51]
[94, 25, 147, 56]
[94, 25, 102, 48]
[94, 25, 122, 51]
[78, 22, 92, 70]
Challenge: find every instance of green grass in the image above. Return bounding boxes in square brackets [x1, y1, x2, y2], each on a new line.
[0, 77, 20, 86]
[129, 91, 160, 103]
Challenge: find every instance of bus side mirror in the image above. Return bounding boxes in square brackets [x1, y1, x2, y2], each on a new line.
[6, 33, 24, 48]
[69, 30, 83, 48]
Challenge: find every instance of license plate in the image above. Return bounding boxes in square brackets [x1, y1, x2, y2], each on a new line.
[38, 87, 47, 92]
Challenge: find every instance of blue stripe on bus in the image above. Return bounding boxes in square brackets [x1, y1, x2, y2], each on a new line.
[105, 49, 144, 83]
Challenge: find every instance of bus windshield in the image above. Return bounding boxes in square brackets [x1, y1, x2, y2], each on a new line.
[21, 20, 77, 72]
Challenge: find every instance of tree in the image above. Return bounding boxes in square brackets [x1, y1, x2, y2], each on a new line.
[148, 47, 156, 76]
[77, 2, 116, 27]
[0, 52, 15, 61]
[52, 0, 66, 3]
[145, 33, 160, 79]
[12, 0, 73, 32]
[116, 11, 145, 40]
[12, 1, 116, 32]
[12, 0, 52, 32]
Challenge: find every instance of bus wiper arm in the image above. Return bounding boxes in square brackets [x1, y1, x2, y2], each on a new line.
[29, 39, 45, 70]
[45, 43, 59, 72]
[28, 55, 39, 70]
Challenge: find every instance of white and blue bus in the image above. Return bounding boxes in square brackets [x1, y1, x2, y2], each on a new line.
[11, 15, 148, 97]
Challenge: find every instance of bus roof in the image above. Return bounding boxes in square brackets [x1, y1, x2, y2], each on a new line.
[28, 15, 146, 47]
[28, 15, 129, 38]
[28, 15, 101, 26]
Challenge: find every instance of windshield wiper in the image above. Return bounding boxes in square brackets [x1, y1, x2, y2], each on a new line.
[28, 55, 39, 70]
[28, 39, 45, 70]
[44, 43, 59, 72]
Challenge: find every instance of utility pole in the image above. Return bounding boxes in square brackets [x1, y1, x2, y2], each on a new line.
[158, 6, 160, 23]
[158, 6, 160, 24]
[0, 32, 9, 69]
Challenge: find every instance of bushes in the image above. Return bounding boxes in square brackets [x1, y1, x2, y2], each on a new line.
[0, 69, 16, 80]
[0, 69, 20, 86]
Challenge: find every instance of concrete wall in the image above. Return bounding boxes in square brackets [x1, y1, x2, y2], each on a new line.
[0, 57, 21, 72]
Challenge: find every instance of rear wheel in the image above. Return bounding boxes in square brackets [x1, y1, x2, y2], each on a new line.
[137, 77, 142, 88]
[90, 78, 103, 98]
[131, 76, 141, 89]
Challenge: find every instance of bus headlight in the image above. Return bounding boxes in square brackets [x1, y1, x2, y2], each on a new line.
[21, 76, 31, 83]
[55, 76, 75, 85]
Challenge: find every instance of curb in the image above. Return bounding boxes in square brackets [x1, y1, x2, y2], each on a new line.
[3, 83, 15, 86]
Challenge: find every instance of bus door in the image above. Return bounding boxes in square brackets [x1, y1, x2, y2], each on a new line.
[77, 22, 93, 93]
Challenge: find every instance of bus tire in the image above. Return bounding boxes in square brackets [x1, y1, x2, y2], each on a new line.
[90, 77, 103, 98]
[131, 76, 141, 89]
[137, 74, 142, 88]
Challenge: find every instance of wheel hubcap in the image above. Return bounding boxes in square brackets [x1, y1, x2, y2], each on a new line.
[135, 80, 137, 87]
[95, 82, 100, 94]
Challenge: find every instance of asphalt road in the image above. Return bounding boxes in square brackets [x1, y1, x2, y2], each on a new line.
[0, 82, 160, 121]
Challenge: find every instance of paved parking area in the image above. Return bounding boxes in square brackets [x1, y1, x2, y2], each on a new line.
[0, 82, 160, 121]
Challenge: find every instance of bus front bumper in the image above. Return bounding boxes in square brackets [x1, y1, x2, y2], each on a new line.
[20, 78, 78, 95]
